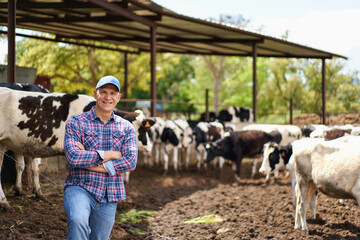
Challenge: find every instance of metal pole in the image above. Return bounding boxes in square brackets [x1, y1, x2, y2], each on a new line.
[150, 26, 157, 116]
[252, 43, 257, 122]
[8, 0, 16, 83]
[322, 58, 326, 124]
[205, 89, 209, 121]
[123, 52, 128, 111]
[289, 98, 293, 124]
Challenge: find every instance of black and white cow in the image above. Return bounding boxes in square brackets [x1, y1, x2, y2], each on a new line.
[0, 87, 155, 209]
[259, 142, 293, 183]
[160, 119, 193, 175]
[217, 106, 253, 123]
[0, 82, 50, 93]
[0, 83, 50, 203]
[205, 130, 282, 182]
[192, 121, 225, 171]
[143, 117, 166, 167]
[242, 124, 302, 146]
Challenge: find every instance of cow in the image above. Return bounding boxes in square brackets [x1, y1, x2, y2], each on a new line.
[0, 87, 155, 209]
[205, 130, 282, 182]
[0, 82, 49, 93]
[217, 106, 253, 123]
[0, 83, 50, 190]
[192, 121, 225, 171]
[259, 142, 293, 183]
[324, 128, 351, 140]
[293, 135, 360, 234]
[242, 124, 302, 146]
[160, 119, 193, 175]
[142, 117, 166, 167]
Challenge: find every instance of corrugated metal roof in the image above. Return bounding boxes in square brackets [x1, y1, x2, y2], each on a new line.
[0, 0, 346, 59]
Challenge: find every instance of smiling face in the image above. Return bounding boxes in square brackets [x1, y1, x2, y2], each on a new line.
[94, 84, 121, 116]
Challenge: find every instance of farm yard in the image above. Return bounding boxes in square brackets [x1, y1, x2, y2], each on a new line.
[1, 152, 360, 240]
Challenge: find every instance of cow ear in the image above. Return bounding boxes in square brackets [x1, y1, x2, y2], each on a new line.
[280, 150, 286, 157]
[144, 121, 151, 130]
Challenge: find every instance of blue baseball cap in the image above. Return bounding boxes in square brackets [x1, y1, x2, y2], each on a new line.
[95, 75, 120, 92]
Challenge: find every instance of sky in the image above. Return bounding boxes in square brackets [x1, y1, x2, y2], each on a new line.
[1, 0, 360, 73]
[153, 0, 360, 73]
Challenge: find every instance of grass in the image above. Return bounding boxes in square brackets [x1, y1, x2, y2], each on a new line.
[117, 209, 156, 224]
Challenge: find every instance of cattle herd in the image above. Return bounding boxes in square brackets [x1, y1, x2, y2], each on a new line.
[1, 84, 360, 235]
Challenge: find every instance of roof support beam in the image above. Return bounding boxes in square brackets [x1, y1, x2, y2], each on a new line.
[7, 0, 16, 84]
[150, 26, 157, 116]
[16, 15, 162, 23]
[0, 30, 139, 53]
[252, 43, 258, 122]
[322, 58, 327, 124]
[87, 0, 156, 27]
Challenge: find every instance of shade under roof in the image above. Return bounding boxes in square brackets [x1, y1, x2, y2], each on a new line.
[0, 0, 347, 59]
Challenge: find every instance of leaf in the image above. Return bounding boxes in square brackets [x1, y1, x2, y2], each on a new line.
[184, 214, 224, 224]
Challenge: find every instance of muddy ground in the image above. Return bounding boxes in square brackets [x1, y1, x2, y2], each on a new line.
[1, 156, 360, 240]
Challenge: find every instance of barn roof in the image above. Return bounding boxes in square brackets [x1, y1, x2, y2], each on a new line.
[0, 0, 346, 59]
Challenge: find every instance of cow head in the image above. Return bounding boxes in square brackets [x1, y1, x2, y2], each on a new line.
[205, 136, 233, 163]
[259, 142, 280, 176]
[114, 109, 156, 152]
[259, 142, 292, 177]
[161, 126, 180, 146]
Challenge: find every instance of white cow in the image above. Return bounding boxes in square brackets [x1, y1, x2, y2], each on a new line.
[142, 117, 166, 167]
[160, 119, 193, 175]
[0, 87, 154, 209]
[293, 135, 360, 233]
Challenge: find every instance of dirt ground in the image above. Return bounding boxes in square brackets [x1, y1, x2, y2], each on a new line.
[1, 156, 360, 240]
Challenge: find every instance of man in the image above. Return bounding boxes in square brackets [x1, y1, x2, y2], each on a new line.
[63, 75, 138, 240]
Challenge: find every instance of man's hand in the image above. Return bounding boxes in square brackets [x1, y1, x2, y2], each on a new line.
[86, 164, 108, 173]
[103, 150, 122, 162]
[75, 142, 85, 150]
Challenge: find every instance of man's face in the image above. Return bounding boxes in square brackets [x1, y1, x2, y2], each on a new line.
[94, 84, 121, 113]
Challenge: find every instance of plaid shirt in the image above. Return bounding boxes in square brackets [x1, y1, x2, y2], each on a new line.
[64, 107, 138, 202]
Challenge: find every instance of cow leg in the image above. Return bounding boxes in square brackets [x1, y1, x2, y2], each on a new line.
[251, 158, 257, 178]
[173, 147, 179, 176]
[196, 149, 202, 171]
[294, 178, 309, 234]
[31, 158, 45, 199]
[184, 146, 190, 170]
[0, 146, 11, 210]
[14, 152, 25, 196]
[203, 151, 209, 175]
[162, 148, 169, 176]
[308, 182, 317, 220]
[123, 172, 130, 184]
[290, 170, 297, 206]
[234, 157, 242, 183]
[351, 175, 360, 205]
[155, 142, 162, 166]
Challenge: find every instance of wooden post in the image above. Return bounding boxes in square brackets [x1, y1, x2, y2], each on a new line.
[123, 52, 128, 111]
[150, 26, 157, 116]
[205, 89, 209, 121]
[252, 43, 257, 122]
[322, 58, 326, 124]
[289, 98, 293, 124]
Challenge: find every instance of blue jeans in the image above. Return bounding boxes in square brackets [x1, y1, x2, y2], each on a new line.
[63, 186, 117, 240]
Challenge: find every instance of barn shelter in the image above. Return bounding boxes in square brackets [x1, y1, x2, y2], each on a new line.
[1, 0, 347, 123]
